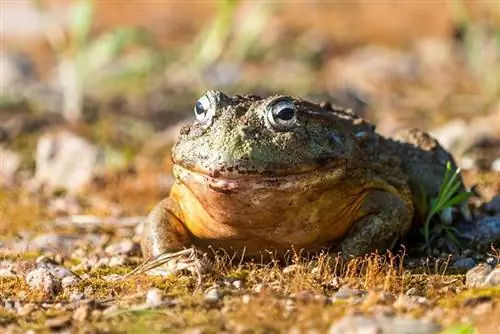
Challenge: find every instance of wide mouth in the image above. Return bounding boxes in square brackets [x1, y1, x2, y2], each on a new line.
[173, 163, 344, 193]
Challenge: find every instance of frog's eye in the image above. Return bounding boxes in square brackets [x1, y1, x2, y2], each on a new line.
[266, 99, 297, 131]
[194, 95, 214, 123]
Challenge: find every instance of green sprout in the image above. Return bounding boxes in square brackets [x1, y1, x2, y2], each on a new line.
[421, 161, 473, 254]
[33, 0, 161, 122]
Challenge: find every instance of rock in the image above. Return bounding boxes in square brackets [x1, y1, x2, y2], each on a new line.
[334, 287, 367, 300]
[203, 287, 223, 305]
[0, 261, 16, 278]
[108, 255, 126, 267]
[61, 276, 80, 290]
[26, 268, 61, 295]
[232, 280, 243, 289]
[328, 315, 441, 334]
[465, 263, 496, 288]
[393, 294, 430, 311]
[29, 233, 78, 254]
[35, 131, 104, 193]
[146, 288, 163, 307]
[36, 257, 78, 280]
[453, 257, 476, 271]
[0, 147, 22, 186]
[104, 239, 138, 256]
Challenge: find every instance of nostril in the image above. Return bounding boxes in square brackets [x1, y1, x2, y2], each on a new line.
[240, 126, 258, 140]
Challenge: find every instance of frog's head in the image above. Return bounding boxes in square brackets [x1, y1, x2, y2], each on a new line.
[172, 91, 359, 180]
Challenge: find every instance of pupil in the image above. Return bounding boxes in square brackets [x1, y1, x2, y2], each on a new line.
[195, 101, 206, 115]
[276, 107, 294, 121]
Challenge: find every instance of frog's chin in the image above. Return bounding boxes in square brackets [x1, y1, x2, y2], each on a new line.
[172, 164, 345, 193]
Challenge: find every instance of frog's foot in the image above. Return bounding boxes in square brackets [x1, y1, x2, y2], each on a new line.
[125, 248, 212, 287]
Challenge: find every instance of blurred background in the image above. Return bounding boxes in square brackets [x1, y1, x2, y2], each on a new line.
[1, 0, 499, 223]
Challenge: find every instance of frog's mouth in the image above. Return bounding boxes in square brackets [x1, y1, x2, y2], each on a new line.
[173, 163, 345, 194]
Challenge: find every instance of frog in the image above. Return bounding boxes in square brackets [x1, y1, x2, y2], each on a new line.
[139, 90, 464, 273]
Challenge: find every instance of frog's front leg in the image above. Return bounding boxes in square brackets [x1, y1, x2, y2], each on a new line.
[139, 198, 209, 276]
[337, 190, 413, 257]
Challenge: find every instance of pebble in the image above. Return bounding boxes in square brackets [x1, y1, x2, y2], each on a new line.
[26, 268, 61, 296]
[104, 239, 137, 256]
[393, 294, 430, 311]
[204, 287, 223, 305]
[465, 263, 500, 288]
[146, 288, 164, 307]
[61, 275, 80, 290]
[108, 255, 127, 267]
[35, 130, 104, 193]
[334, 287, 367, 300]
[232, 280, 243, 289]
[328, 314, 441, 334]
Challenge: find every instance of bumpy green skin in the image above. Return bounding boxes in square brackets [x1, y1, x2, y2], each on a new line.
[141, 91, 462, 260]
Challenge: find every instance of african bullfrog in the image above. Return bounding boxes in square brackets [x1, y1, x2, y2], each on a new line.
[140, 91, 464, 265]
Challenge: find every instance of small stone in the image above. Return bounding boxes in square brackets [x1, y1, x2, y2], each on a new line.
[29, 233, 77, 254]
[73, 305, 89, 322]
[61, 275, 80, 290]
[108, 255, 126, 267]
[69, 292, 85, 302]
[35, 131, 106, 193]
[393, 294, 429, 311]
[204, 287, 223, 305]
[486, 257, 497, 267]
[330, 277, 343, 290]
[232, 280, 243, 289]
[453, 258, 476, 271]
[146, 288, 163, 307]
[104, 239, 137, 256]
[0, 267, 16, 278]
[483, 268, 500, 287]
[466, 263, 495, 288]
[405, 288, 417, 296]
[26, 268, 61, 296]
[334, 287, 367, 300]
